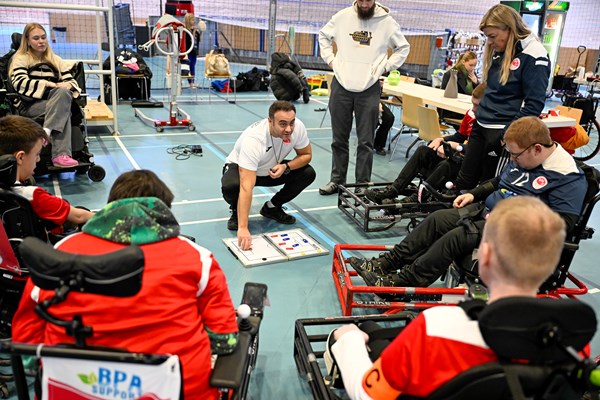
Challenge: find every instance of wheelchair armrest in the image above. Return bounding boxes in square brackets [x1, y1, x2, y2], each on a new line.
[210, 315, 261, 389]
[210, 330, 251, 389]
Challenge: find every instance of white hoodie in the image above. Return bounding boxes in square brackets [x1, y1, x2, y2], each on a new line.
[319, 1, 410, 92]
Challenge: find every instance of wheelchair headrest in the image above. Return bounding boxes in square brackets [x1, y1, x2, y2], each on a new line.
[20, 237, 144, 297]
[479, 297, 596, 364]
[0, 155, 17, 190]
[10, 32, 22, 51]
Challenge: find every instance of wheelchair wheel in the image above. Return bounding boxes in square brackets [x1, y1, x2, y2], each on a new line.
[573, 119, 600, 161]
[87, 165, 106, 182]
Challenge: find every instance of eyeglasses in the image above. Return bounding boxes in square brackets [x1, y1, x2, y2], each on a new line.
[504, 144, 533, 160]
[503, 142, 554, 160]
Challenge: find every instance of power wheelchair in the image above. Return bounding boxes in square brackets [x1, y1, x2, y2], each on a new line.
[338, 143, 464, 233]
[294, 297, 600, 400]
[331, 163, 600, 315]
[0, 236, 267, 400]
[0, 32, 105, 182]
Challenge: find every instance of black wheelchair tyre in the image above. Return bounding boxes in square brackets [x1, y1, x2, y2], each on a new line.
[87, 165, 106, 182]
[573, 119, 600, 162]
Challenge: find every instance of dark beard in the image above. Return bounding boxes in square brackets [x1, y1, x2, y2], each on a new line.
[357, 4, 375, 20]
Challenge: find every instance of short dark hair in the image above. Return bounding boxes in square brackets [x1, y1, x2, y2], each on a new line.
[268, 100, 296, 119]
[108, 170, 175, 208]
[0, 115, 47, 155]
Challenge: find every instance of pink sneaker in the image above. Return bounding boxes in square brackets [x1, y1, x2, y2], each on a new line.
[52, 154, 78, 168]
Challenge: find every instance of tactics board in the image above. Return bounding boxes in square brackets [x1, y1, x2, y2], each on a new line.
[223, 228, 329, 267]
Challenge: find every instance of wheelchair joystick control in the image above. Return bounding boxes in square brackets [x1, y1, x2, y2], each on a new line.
[237, 304, 252, 331]
[456, 145, 463, 152]
[445, 181, 455, 190]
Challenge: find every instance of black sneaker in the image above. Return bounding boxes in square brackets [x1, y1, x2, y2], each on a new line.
[365, 186, 398, 204]
[260, 203, 296, 224]
[399, 192, 420, 204]
[374, 147, 386, 156]
[227, 212, 238, 231]
[348, 256, 392, 276]
[358, 270, 400, 287]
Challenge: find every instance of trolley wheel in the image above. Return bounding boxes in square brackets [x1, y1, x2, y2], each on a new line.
[573, 119, 600, 162]
[156, 126, 164, 133]
[0, 383, 8, 399]
[188, 124, 196, 131]
[87, 165, 106, 182]
[545, 88, 554, 99]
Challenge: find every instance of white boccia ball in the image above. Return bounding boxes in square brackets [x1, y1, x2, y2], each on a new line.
[237, 304, 251, 319]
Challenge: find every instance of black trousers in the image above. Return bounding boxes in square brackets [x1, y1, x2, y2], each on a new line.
[221, 162, 316, 210]
[390, 146, 461, 193]
[374, 102, 395, 150]
[454, 123, 504, 190]
[388, 204, 485, 287]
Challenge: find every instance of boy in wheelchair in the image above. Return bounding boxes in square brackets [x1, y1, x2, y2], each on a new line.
[12, 169, 240, 400]
[364, 83, 487, 206]
[327, 196, 593, 399]
[0, 115, 94, 233]
[8, 23, 82, 168]
[350, 116, 587, 288]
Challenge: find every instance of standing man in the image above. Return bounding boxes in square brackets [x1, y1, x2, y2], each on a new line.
[221, 100, 316, 250]
[318, 0, 410, 195]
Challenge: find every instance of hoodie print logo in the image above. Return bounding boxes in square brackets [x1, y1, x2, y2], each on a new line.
[350, 31, 372, 45]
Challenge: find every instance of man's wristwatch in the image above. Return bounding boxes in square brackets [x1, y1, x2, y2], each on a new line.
[283, 161, 291, 175]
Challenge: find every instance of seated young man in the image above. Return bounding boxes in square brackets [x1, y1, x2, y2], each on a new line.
[13, 169, 239, 400]
[365, 83, 487, 205]
[0, 115, 93, 231]
[352, 116, 586, 288]
[330, 196, 566, 399]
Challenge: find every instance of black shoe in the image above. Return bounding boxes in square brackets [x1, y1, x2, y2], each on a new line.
[227, 212, 238, 231]
[365, 186, 398, 204]
[302, 89, 310, 104]
[260, 203, 296, 224]
[357, 270, 400, 287]
[400, 192, 420, 204]
[348, 256, 393, 276]
[375, 148, 386, 156]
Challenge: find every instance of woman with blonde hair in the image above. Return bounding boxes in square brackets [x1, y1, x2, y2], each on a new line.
[183, 13, 206, 88]
[441, 51, 479, 95]
[9, 22, 82, 167]
[452, 4, 549, 190]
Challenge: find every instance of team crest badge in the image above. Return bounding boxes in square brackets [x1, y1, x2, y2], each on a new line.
[532, 176, 548, 190]
[510, 58, 520, 70]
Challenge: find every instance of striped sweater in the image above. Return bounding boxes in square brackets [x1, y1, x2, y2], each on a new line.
[9, 53, 80, 109]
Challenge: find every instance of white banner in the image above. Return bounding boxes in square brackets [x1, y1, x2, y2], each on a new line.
[41, 355, 181, 400]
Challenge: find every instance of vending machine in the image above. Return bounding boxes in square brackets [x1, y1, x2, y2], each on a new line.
[500, 1, 570, 93]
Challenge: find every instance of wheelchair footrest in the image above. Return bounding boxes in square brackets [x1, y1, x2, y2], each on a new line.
[331, 244, 469, 315]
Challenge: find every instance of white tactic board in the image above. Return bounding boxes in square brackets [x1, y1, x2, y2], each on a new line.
[223, 228, 329, 267]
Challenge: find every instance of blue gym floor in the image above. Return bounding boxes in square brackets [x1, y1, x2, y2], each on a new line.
[16, 85, 600, 399]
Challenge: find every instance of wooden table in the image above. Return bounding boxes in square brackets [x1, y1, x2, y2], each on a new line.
[382, 80, 575, 128]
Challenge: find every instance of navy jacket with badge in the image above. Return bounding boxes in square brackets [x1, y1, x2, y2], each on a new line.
[482, 145, 585, 231]
[476, 34, 550, 127]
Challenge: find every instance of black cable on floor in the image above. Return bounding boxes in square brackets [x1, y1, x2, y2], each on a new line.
[166, 144, 203, 160]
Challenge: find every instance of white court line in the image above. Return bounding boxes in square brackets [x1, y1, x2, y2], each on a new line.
[588, 288, 600, 294]
[52, 175, 62, 198]
[90, 127, 332, 140]
[114, 136, 141, 170]
[179, 205, 338, 225]
[173, 188, 320, 206]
